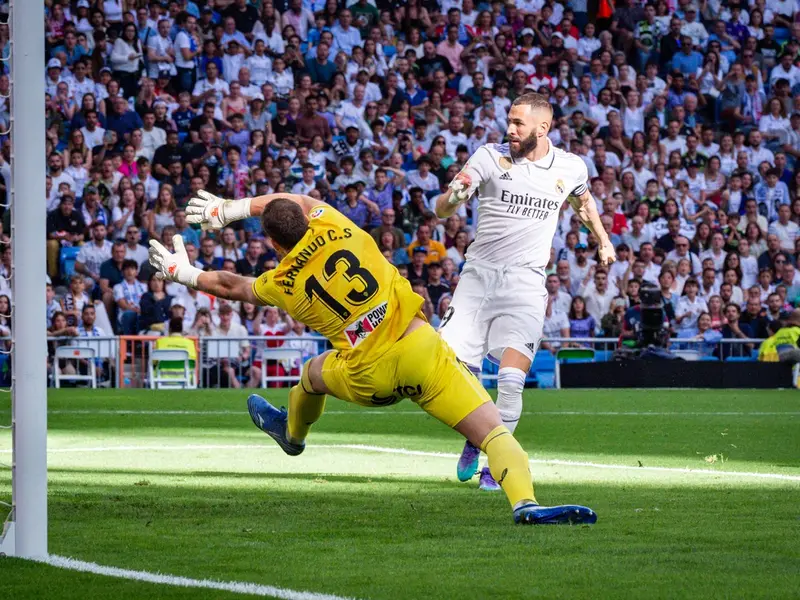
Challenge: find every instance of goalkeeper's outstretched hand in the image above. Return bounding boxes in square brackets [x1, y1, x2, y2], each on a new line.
[185, 189, 252, 231]
[149, 235, 202, 288]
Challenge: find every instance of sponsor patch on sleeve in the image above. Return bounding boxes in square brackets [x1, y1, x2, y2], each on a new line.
[309, 207, 325, 219]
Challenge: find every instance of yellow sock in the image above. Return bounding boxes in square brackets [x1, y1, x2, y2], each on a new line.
[287, 360, 326, 443]
[480, 425, 536, 508]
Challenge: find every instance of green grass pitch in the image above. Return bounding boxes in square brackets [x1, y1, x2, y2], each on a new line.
[1, 389, 799, 599]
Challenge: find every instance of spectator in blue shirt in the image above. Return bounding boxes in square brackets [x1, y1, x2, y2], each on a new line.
[337, 183, 378, 229]
[568, 296, 597, 344]
[306, 42, 336, 85]
[105, 96, 143, 145]
[51, 31, 89, 66]
[672, 35, 704, 75]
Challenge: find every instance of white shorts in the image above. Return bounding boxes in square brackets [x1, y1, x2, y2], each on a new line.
[438, 259, 548, 367]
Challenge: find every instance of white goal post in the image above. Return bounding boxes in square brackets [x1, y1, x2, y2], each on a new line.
[0, 0, 47, 558]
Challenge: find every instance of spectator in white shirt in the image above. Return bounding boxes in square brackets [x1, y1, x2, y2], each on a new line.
[579, 268, 617, 326]
[769, 52, 800, 89]
[75, 222, 113, 290]
[746, 129, 775, 168]
[146, 19, 176, 80]
[80, 109, 106, 149]
[675, 278, 708, 336]
[666, 236, 703, 275]
[109, 23, 143, 97]
[140, 111, 166, 160]
[246, 40, 273, 86]
[639, 242, 662, 284]
[622, 215, 655, 252]
[589, 88, 615, 130]
[546, 273, 573, 314]
[699, 267, 720, 301]
[768, 204, 799, 253]
[210, 303, 250, 389]
[192, 62, 230, 107]
[541, 295, 570, 352]
[700, 231, 728, 273]
[440, 115, 468, 157]
[623, 151, 655, 196]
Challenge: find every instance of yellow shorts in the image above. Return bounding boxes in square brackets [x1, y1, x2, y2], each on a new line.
[321, 323, 491, 428]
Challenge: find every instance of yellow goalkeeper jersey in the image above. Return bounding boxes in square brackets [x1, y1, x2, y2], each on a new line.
[251, 204, 424, 367]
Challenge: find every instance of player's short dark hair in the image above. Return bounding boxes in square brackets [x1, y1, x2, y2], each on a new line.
[261, 198, 309, 250]
[511, 92, 553, 115]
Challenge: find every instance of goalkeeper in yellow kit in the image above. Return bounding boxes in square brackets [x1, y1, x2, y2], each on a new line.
[148, 190, 597, 525]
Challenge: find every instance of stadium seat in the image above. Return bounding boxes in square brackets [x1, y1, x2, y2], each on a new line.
[671, 349, 701, 361]
[594, 350, 613, 362]
[53, 346, 97, 388]
[482, 357, 499, 388]
[205, 339, 242, 361]
[532, 351, 556, 389]
[59, 246, 80, 280]
[260, 348, 304, 388]
[149, 349, 193, 390]
[556, 348, 595, 363]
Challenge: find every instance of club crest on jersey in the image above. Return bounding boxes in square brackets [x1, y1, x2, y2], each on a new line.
[344, 302, 388, 347]
[498, 156, 513, 170]
[555, 179, 565, 195]
[309, 207, 325, 219]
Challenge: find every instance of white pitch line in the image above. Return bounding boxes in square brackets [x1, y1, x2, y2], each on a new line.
[1, 409, 798, 417]
[35, 555, 356, 600]
[1, 442, 797, 482]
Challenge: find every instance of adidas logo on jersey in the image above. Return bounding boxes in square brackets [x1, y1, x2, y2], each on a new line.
[499, 172, 513, 181]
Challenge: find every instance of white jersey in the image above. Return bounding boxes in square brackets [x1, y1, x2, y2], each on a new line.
[464, 141, 588, 269]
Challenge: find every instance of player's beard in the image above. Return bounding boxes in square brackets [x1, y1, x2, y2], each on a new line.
[509, 132, 538, 160]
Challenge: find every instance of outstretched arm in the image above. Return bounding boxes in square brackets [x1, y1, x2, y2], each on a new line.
[149, 235, 260, 304]
[248, 192, 323, 217]
[196, 270, 259, 303]
[185, 190, 324, 231]
[568, 190, 616, 266]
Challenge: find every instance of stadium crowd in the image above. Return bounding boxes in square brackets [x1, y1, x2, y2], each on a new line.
[4, 0, 800, 382]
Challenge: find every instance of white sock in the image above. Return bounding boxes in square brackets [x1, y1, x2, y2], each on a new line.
[496, 367, 526, 435]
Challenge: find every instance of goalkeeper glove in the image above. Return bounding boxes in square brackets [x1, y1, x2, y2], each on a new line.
[185, 189, 252, 231]
[149, 235, 203, 288]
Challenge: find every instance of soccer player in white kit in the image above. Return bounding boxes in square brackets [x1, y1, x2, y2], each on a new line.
[435, 93, 616, 489]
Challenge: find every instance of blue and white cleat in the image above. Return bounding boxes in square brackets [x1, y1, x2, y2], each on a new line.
[513, 502, 597, 525]
[478, 467, 501, 491]
[457, 440, 481, 482]
[247, 394, 305, 456]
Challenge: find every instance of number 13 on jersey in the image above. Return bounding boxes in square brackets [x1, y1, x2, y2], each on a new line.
[304, 249, 380, 320]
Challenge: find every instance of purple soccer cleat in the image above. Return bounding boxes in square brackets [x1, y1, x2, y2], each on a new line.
[478, 466, 501, 491]
[456, 440, 481, 482]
